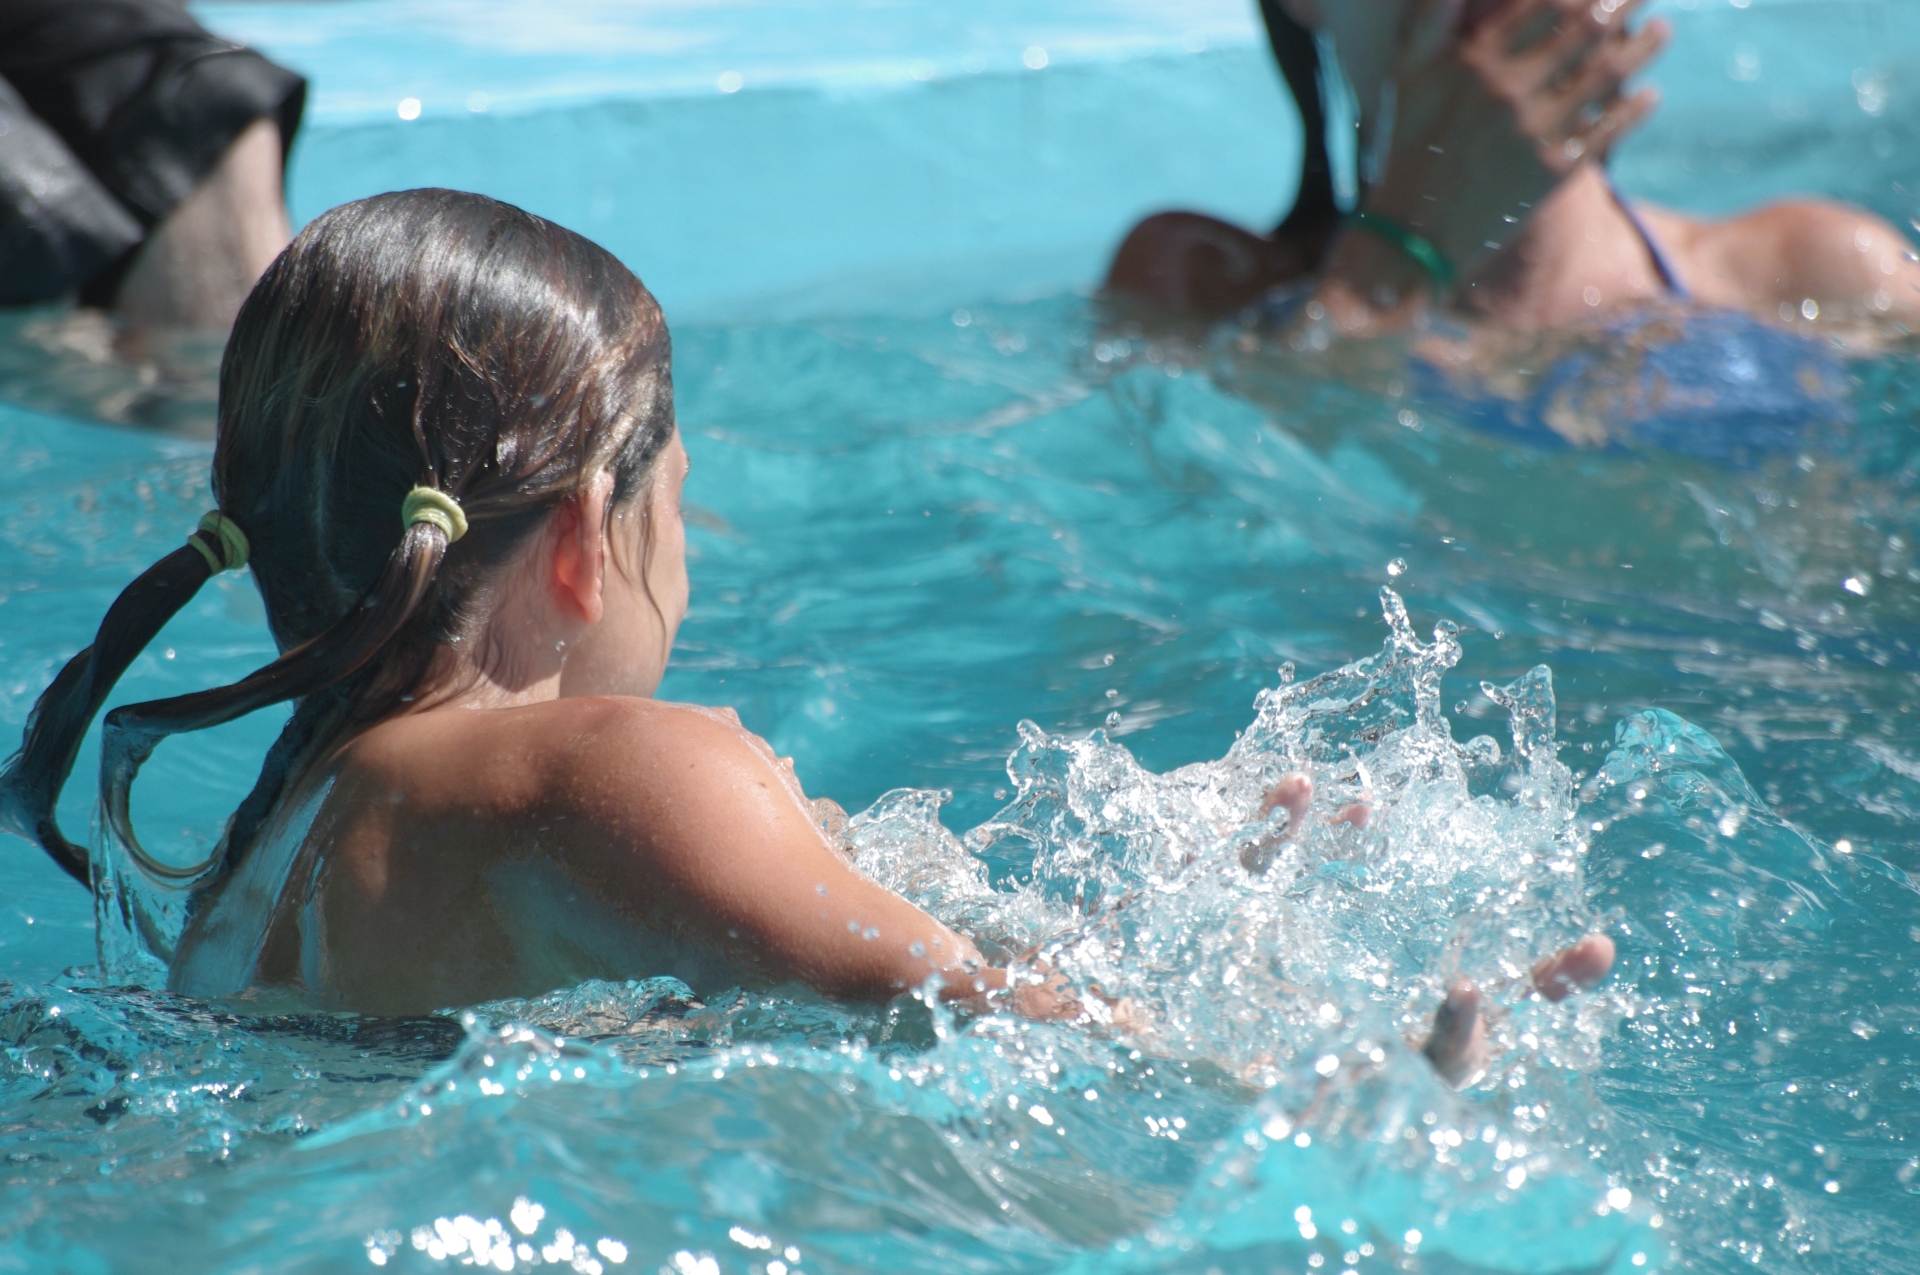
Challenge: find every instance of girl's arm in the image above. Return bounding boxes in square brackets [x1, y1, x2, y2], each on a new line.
[573, 701, 1056, 1011]
[1316, 0, 1667, 333]
[571, 701, 1612, 1049]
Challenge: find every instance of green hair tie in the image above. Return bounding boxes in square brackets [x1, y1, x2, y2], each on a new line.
[1347, 211, 1457, 291]
[402, 486, 468, 543]
[187, 511, 250, 574]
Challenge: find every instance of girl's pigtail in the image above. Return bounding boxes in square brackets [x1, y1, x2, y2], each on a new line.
[100, 494, 462, 886]
[1260, 1, 1336, 230]
[0, 514, 250, 889]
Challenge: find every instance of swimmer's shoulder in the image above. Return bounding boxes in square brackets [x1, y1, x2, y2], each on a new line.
[1638, 199, 1920, 316]
[529, 697, 812, 841]
[331, 695, 796, 847]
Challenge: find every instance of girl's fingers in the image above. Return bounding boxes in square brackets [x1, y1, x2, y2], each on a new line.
[1424, 935, 1611, 1088]
[1258, 772, 1314, 827]
[1008, 976, 1082, 1022]
[1560, 84, 1659, 164]
[1332, 800, 1371, 831]
[1511, 2, 1609, 88]
[1593, 0, 1659, 29]
[1476, 0, 1580, 45]
[1258, 774, 1373, 832]
[1524, 0, 1654, 48]
[1617, 14, 1672, 70]
[1544, 16, 1666, 114]
[1519, 0, 1659, 97]
[1422, 982, 1489, 1087]
[1243, 774, 1370, 873]
[1535, 82, 1655, 172]
[1543, 71, 1633, 142]
[1530, 934, 1616, 1001]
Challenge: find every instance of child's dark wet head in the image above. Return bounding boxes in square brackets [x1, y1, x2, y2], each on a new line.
[0, 189, 681, 889]
[216, 188, 676, 664]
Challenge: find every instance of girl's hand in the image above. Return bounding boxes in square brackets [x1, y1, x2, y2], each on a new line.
[1422, 934, 1615, 1085]
[1321, 0, 1669, 326]
[1258, 771, 1370, 830]
[1464, 0, 1668, 171]
[1385, 0, 1667, 265]
[1242, 772, 1370, 872]
[992, 963, 1146, 1033]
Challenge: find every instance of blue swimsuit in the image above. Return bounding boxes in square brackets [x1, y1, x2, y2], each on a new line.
[1405, 193, 1854, 467]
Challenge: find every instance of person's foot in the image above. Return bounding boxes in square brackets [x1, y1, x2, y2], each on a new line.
[1422, 934, 1615, 1086]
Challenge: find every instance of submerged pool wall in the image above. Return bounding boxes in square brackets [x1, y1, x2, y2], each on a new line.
[191, 0, 1920, 323]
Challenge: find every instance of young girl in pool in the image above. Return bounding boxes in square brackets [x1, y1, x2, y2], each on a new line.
[1, 190, 1606, 1077]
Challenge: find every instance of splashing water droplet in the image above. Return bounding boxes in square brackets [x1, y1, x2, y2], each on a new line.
[1387, 558, 1408, 578]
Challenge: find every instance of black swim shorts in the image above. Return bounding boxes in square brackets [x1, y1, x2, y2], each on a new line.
[0, 0, 305, 306]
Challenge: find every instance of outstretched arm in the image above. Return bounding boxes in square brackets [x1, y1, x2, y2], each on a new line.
[583, 703, 1062, 1010]
[587, 706, 1616, 1060]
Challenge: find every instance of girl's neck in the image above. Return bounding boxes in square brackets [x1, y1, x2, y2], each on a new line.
[413, 637, 570, 714]
[406, 557, 676, 716]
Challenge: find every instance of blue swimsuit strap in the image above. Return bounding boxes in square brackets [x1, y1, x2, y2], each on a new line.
[1605, 176, 1690, 300]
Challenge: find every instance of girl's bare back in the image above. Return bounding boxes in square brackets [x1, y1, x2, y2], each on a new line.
[175, 697, 979, 1016]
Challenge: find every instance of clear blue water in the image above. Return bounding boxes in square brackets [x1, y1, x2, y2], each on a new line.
[3, 2, 1920, 1258]
[1, 288, 1917, 1273]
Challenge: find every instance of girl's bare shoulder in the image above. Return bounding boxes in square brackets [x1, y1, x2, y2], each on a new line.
[1640, 199, 1920, 314]
[332, 696, 782, 818]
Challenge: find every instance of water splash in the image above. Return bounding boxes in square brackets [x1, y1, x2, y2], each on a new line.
[831, 588, 1911, 1270]
[852, 589, 1605, 1080]
[825, 590, 1664, 1268]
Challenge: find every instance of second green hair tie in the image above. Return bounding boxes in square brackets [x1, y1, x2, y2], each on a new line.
[402, 486, 468, 543]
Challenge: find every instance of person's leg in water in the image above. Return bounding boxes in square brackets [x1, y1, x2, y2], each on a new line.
[0, 1, 305, 332]
[112, 116, 291, 331]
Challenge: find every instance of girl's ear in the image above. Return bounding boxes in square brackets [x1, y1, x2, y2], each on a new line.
[550, 472, 616, 624]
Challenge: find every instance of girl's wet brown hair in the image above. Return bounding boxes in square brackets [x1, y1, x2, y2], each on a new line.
[1, 188, 675, 896]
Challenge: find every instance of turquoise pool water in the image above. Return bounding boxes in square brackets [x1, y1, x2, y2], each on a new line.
[1, 291, 1916, 1273]
[3, 0, 1919, 1267]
